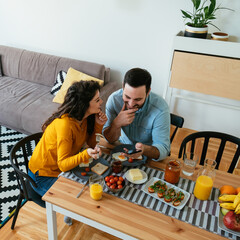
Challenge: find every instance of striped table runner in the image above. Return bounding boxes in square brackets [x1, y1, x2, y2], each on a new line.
[59, 154, 240, 240]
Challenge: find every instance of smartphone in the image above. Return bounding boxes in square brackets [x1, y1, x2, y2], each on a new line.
[125, 149, 141, 155]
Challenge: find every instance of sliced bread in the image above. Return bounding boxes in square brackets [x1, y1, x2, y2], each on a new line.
[91, 163, 109, 175]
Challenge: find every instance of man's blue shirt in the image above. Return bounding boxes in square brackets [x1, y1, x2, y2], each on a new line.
[103, 89, 170, 161]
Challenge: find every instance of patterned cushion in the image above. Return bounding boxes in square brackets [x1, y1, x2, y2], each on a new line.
[51, 70, 67, 95]
[53, 67, 104, 104]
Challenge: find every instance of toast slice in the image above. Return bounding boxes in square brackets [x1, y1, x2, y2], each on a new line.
[91, 163, 109, 175]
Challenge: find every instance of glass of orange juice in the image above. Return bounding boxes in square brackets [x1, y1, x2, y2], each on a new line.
[194, 159, 216, 200]
[89, 175, 104, 200]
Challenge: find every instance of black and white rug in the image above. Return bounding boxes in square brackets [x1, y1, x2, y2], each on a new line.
[0, 125, 26, 228]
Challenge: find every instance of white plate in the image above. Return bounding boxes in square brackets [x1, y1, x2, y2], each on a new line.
[124, 169, 148, 184]
[142, 177, 190, 210]
[218, 208, 240, 237]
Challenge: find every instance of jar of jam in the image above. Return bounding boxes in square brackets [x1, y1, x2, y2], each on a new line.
[111, 160, 122, 174]
[164, 159, 181, 184]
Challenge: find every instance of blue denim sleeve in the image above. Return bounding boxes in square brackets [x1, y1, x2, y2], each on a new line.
[152, 110, 171, 161]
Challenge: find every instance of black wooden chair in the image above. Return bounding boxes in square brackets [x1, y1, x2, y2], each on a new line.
[178, 131, 240, 173]
[9, 132, 45, 230]
[170, 113, 184, 143]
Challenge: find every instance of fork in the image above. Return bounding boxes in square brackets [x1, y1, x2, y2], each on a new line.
[95, 133, 104, 159]
[95, 133, 104, 142]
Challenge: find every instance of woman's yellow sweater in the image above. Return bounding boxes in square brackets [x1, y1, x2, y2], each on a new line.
[29, 114, 103, 177]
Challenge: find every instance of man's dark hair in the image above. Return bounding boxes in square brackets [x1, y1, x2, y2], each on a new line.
[123, 68, 151, 93]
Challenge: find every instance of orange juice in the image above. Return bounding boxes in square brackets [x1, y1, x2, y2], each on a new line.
[90, 183, 103, 200]
[194, 175, 213, 200]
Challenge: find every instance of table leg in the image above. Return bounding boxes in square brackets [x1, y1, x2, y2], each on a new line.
[46, 202, 57, 240]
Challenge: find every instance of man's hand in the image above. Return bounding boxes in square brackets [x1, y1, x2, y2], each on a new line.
[122, 142, 160, 160]
[113, 103, 138, 128]
[122, 143, 144, 159]
[87, 145, 101, 159]
[95, 110, 108, 125]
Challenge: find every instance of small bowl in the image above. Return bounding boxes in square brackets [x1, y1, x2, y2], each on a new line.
[104, 175, 125, 193]
[211, 32, 229, 41]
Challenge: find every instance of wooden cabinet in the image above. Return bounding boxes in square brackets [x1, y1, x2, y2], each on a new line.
[164, 32, 240, 110]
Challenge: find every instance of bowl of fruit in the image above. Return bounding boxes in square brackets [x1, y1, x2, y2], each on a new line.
[104, 175, 125, 193]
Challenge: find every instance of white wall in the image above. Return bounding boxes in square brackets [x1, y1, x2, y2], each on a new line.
[0, 0, 240, 136]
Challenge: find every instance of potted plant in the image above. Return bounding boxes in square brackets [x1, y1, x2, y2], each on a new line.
[181, 0, 233, 39]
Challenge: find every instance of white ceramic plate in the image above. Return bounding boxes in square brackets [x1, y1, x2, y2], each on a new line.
[124, 169, 148, 184]
[218, 208, 240, 237]
[142, 177, 190, 210]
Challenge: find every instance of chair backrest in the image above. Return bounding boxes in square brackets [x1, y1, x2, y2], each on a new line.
[9, 132, 43, 200]
[170, 113, 184, 143]
[178, 131, 240, 173]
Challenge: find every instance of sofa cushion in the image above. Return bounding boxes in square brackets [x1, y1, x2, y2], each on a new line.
[53, 67, 104, 104]
[0, 45, 24, 78]
[21, 92, 59, 133]
[0, 56, 2, 77]
[55, 57, 106, 84]
[19, 50, 60, 86]
[51, 70, 67, 96]
[0, 76, 57, 132]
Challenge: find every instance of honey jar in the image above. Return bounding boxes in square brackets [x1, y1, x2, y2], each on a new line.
[164, 159, 181, 184]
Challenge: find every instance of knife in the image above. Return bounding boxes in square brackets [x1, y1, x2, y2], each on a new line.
[76, 179, 90, 198]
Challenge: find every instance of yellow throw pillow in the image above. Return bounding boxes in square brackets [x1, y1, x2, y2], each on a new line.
[53, 67, 104, 104]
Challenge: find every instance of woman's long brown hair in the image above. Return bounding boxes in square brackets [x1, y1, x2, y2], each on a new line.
[42, 80, 100, 134]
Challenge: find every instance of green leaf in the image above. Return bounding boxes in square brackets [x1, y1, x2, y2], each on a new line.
[209, 0, 216, 15]
[181, 10, 192, 19]
[191, 0, 197, 9]
[209, 22, 221, 31]
[217, 7, 234, 11]
[204, 6, 209, 18]
[195, 0, 201, 10]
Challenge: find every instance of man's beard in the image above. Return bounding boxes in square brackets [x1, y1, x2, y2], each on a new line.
[124, 102, 144, 110]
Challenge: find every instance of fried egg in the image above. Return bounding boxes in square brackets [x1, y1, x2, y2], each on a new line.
[79, 158, 93, 167]
[112, 152, 128, 161]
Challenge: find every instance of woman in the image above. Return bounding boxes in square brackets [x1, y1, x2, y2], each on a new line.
[28, 80, 107, 224]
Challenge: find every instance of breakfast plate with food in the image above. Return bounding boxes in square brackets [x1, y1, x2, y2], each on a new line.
[72, 157, 111, 180]
[111, 144, 147, 167]
[143, 177, 190, 210]
[124, 168, 148, 184]
[218, 209, 240, 236]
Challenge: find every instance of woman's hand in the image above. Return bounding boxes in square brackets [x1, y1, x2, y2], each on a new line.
[95, 110, 108, 125]
[87, 145, 101, 159]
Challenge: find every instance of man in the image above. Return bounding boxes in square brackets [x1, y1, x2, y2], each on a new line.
[103, 68, 170, 161]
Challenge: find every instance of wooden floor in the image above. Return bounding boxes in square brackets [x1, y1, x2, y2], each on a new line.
[0, 127, 239, 239]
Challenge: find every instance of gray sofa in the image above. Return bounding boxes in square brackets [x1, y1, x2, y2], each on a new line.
[0, 45, 118, 134]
